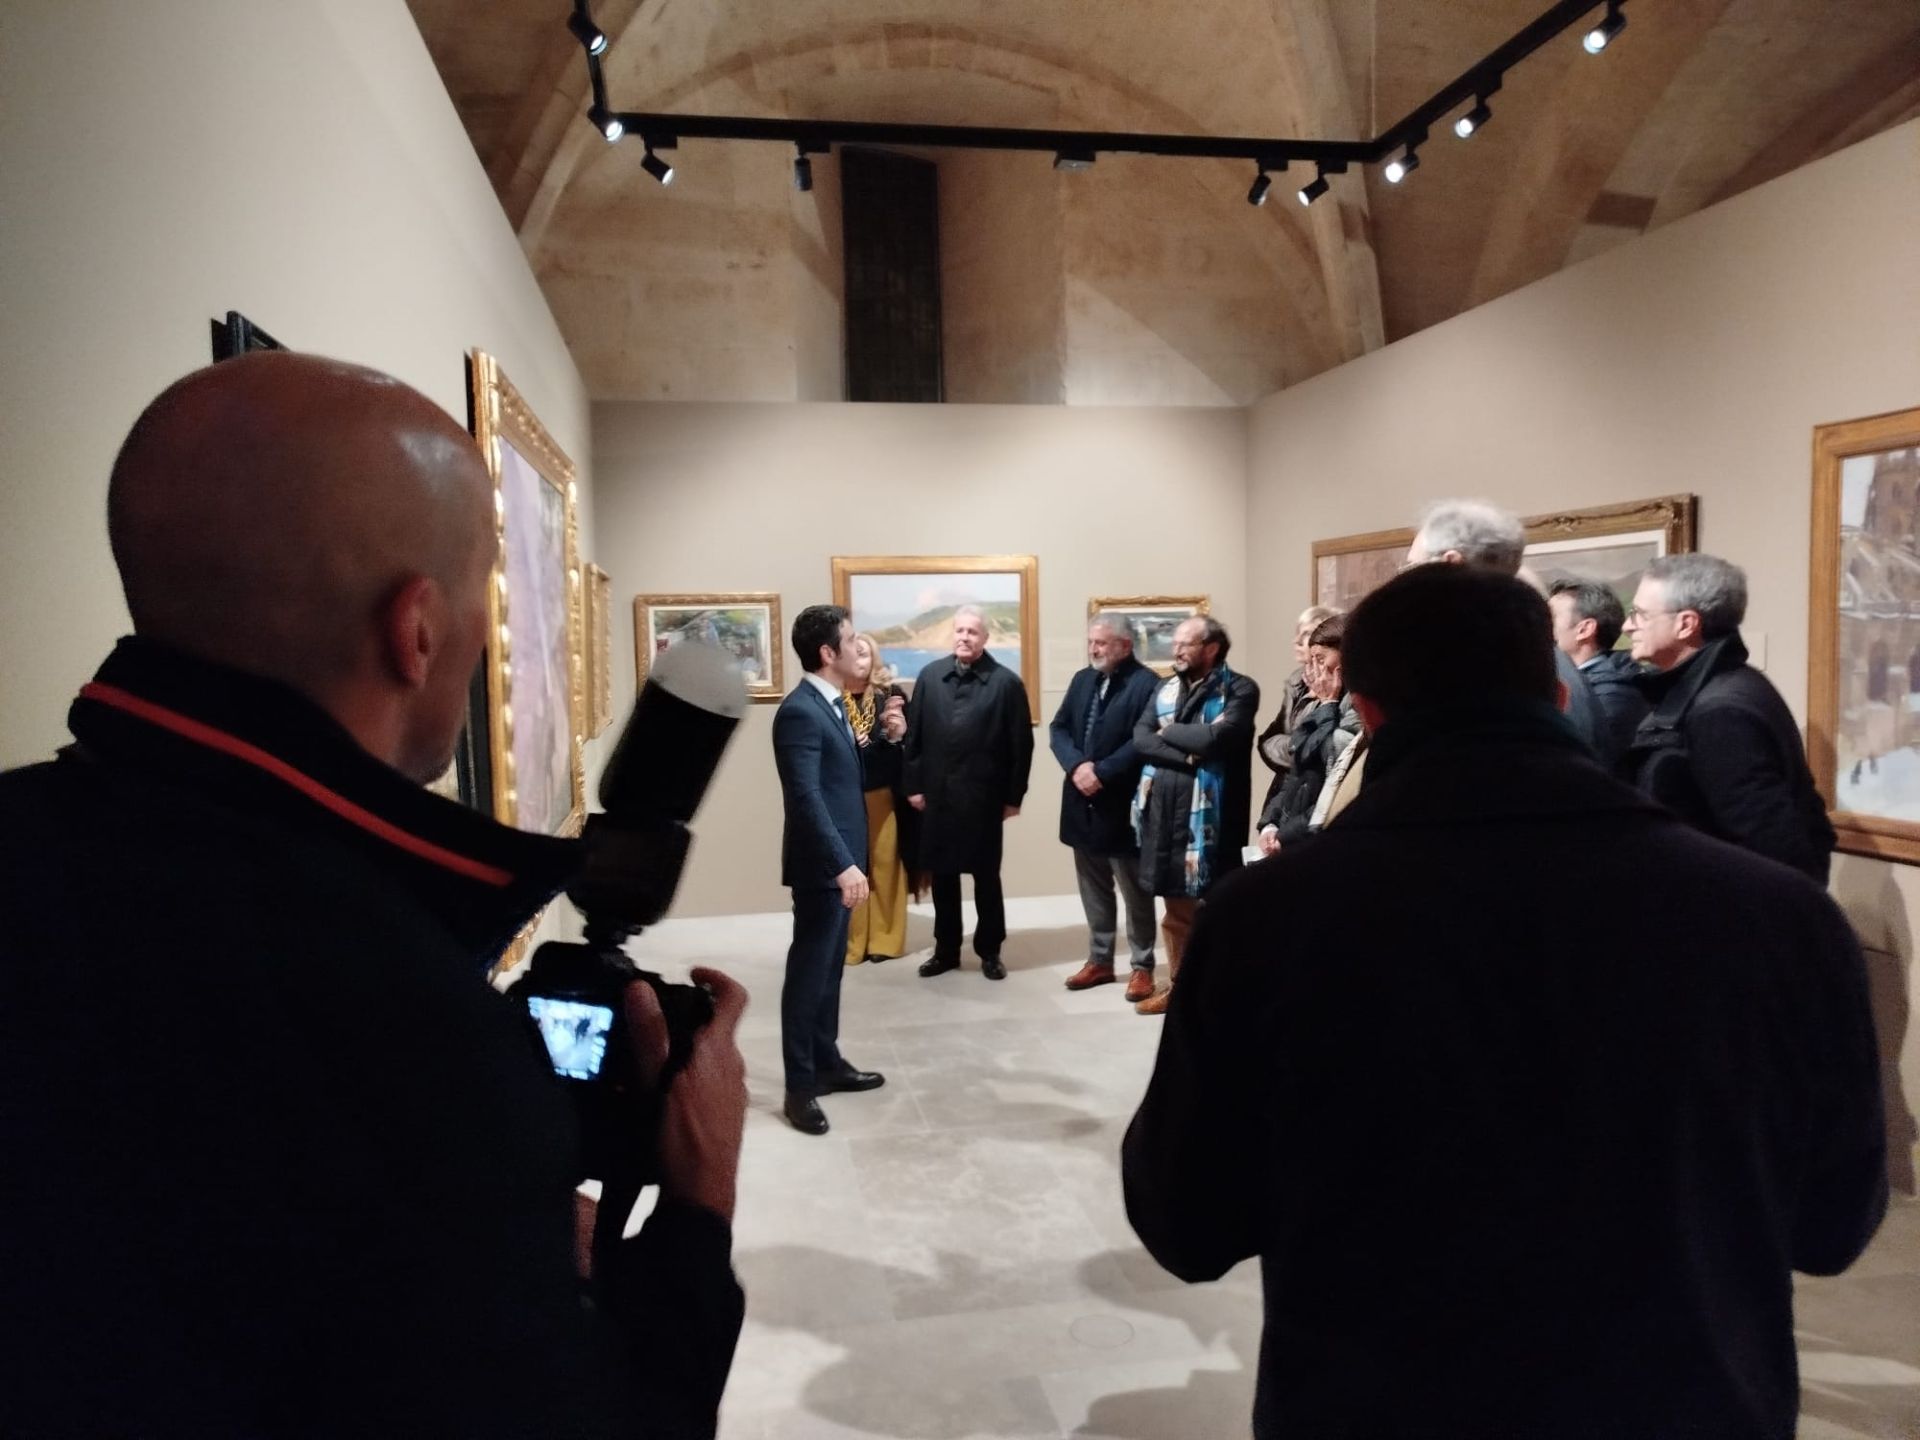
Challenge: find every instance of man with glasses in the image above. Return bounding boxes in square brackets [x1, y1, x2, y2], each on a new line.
[1623, 554, 1835, 882]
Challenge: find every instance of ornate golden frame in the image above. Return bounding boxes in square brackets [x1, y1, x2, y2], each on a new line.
[1808, 405, 1920, 864]
[1088, 595, 1211, 677]
[634, 593, 785, 703]
[469, 348, 586, 840]
[832, 554, 1041, 721]
[586, 564, 613, 737]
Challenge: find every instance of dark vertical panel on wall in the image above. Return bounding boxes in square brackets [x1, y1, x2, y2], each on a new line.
[842, 147, 943, 403]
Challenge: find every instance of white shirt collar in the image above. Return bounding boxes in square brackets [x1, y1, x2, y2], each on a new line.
[803, 671, 844, 704]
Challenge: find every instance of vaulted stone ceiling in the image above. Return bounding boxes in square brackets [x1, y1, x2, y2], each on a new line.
[409, 0, 1920, 405]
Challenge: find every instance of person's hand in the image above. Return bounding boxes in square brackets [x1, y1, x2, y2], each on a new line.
[908, 793, 926, 811]
[837, 865, 869, 909]
[882, 696, 907, 740]
[1258, 825, 1281, 857]
[622, 968, 749, 1224]
[1072, 762, 1101, 796]
[1003, 805, 1021, 819]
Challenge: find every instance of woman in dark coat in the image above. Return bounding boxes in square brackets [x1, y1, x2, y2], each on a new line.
[1259, 615, 1359, 850]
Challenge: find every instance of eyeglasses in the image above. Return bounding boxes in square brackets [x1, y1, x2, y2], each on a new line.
[1626, 606, 1676, 622]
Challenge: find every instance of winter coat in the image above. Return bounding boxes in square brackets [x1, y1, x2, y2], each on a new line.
[1260, 695, 1361, 843]
[1578, 650, 1651, 775]
[1049, 655, 1160, 855]
[1132, 667, 1261, 897]
[902, 650, 1034, 874]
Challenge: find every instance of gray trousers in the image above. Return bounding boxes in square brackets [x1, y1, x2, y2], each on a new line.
[1072, 848, 1157, 970]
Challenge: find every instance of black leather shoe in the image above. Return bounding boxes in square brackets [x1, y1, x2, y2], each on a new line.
[868, 952, 892, 964]
[820, 1068, 886, 1094]
[918, 952, 961, 977]
[783, 1093, 829, 1135]
[980, 955, 1007, 981]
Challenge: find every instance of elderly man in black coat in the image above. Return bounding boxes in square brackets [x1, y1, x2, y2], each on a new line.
[1123, 564, 1886, 1440]
[1623, 553, 1836, 882]
[1129, 614, 1259, 1016]
[1049, 612, 1162, 1002]
[904, 606, 1035, 980]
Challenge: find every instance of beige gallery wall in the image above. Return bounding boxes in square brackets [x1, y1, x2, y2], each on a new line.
[590, 401, 1250, 918]
[0, 0, 594, 771]
[1244, 119, 1920, 1186]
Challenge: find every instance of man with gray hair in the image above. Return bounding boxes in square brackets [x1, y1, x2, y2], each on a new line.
[1050, 613, 1162, 1000]
[1408, 499, 1602, 754]
[1624, 553, 1835, 882]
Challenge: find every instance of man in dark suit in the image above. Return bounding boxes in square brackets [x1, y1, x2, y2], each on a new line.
[1123, 565, 1886, 1440]
[1549, 578, 1650, 773]
[772, 604, 885, 1135]
[1050, 612, 1161, 1001]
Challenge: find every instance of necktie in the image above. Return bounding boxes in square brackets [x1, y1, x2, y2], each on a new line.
[831, 695, 855, 747]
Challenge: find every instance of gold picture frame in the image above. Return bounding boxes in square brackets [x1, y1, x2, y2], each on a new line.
[1808, 405, 1920, 863]
[1311, 495, 1698, 612]
[1088, 595, 1211, 676]
[833, 554, 1041, 722]
[586, 564, 613, 738]
[635, 593, 784, 703]
[470, 348, 586, 841]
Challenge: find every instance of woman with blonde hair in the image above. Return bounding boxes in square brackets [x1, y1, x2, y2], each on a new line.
[843, 632, 914, 964]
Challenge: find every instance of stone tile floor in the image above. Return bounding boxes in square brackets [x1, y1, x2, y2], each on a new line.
[629, 895, 1920, 1439]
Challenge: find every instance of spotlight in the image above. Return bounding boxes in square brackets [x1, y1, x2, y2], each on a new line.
[568, 11, 609, 56]
[1384, 147, 1420, 184]
[1297, 172, 1330, 206]
[588, 105, 623, 143]
[793, 148, 813, 192]
[1053, 148, 1095, 172]
[640, 146, 674, 185]
[1583, 3, 1625, 53]
[1247, 170, 1272, 207]
[1455, 99, 1493, 138]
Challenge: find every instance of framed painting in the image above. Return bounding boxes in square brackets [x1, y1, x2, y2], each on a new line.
[635, 594, 783, 702]
[832, 555, 1040, 722]
[1088, 595, 1210, 676]
[585, 563, 613, 737]
[1808, 405, 1920, 862]
[1311, 495, 1697, 618]
[470, 348, 585, 842]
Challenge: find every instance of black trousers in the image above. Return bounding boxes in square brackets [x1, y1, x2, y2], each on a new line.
[781, 886, 850, 1094]
[931, 869, 1006, 959]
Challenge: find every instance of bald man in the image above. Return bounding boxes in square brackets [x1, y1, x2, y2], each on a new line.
[0, 354, 747, 1439]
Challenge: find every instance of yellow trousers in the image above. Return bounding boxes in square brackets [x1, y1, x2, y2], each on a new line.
[846, 788, 909, 963]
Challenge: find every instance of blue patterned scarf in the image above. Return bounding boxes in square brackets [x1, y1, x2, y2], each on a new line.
[1132, 664, 1233, 896]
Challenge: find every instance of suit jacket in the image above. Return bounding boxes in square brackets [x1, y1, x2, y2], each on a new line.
[1049, 655, 1159, 854]
[1123, 704, 1886, 1440]
[773, 680, 868, 890]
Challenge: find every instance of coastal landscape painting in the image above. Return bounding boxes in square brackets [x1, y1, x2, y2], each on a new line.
[832, 555, 1040, 722]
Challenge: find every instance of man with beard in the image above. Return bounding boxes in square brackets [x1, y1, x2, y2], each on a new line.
[1129, 615, 1259, 1015]
[905, 606, 1035, 980]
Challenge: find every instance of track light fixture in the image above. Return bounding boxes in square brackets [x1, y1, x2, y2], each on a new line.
[1454, 98, 1494, 138]
[1297, 172, 1330, 206]
[1247, 169, 1272, 206]
[640, 146, 674, 186]
[792, 146, 813, 192]
[588, 104, 623, 143]
[568, 11, 609, 56]
[1583, 2, 1626, 54]
[1384, 145, 1421, 184]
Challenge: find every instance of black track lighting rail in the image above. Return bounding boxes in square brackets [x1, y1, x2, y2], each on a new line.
[572, 0, 1626, 190]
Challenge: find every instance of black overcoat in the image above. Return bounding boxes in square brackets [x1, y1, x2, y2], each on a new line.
[1048, 654, 1160, 855]
[1132, 667, 1261, 896]
[903, 650, 1034, 874]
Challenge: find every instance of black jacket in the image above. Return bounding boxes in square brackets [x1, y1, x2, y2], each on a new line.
[1627, 633, 1837, 883]
[1132, 666, 1261, 897]
[1123, 702, 1886, 1440]
[1578, 649, 1651, 774]
[1256, 670, 1316, 807]
[773, 679, 869, 890]
[1048, 655, 1159, 855]
[0, 639, 745, 1439]
[1258, 695, 1360, 843]
[903, 650, 1034, 874]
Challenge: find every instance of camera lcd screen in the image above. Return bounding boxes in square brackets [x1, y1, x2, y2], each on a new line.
[528, 996, 615, 1081]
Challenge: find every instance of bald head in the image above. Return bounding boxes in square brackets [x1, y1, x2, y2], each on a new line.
[108, 352, 496, 778]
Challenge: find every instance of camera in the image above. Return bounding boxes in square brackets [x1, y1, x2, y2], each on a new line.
[505, 642, 747, 1184]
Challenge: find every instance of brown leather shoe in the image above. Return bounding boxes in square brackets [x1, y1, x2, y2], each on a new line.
[1134, 983, 1172, 1016]
[1064, 961, 1117, 991]
[1124, 969, 1155, 1004]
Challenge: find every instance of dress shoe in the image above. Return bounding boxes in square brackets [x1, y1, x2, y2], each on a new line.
[783, 1093, 829, 1135]
[869, 952, 892, 964]
[980, 954, 1007, 981]
[820, 1067, 886, 1094]
[1064, 961, 1117, 992]
[1134, 983, 1172, 1016]
[918, 951, 961, 977]
[1124, 969, 1156, 1003]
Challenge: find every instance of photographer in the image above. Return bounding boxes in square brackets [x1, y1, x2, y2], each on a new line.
[0, 354, 747, 1438]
